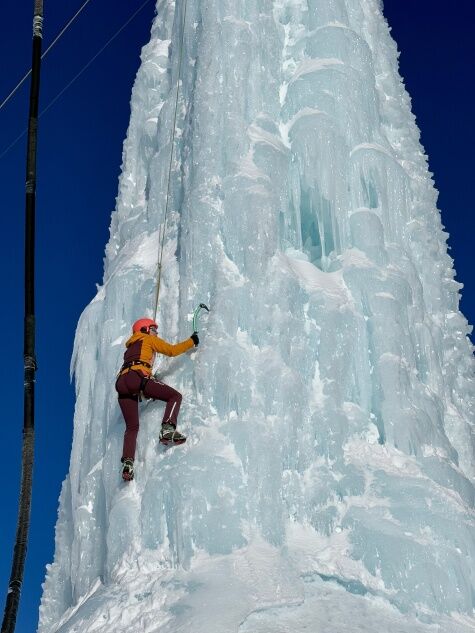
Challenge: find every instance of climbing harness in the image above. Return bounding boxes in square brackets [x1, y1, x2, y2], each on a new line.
[118, 359, 153, 377]
[153, 0, 189, 320]
[2, 2, 43, 631]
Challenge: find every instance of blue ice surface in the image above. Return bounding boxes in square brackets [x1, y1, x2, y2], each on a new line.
[39, 1, 475, 632]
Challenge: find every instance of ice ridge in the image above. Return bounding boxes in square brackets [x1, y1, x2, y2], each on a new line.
[39, 1, 475, 632]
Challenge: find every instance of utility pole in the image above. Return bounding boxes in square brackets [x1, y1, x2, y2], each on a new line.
[1, 1, 42, 631]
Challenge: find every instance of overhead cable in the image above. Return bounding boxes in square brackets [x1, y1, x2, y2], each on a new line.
[0, 0, 154, 161]
[0, 0, 94, 112]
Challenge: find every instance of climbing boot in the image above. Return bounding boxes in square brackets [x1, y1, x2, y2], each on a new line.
[121, 458, 135, 481]
[159, 423, 187, 446]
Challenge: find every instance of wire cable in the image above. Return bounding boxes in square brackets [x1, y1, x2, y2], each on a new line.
[0, 0, 154, 161]
[0, 0, 94, 112]
[41, 0, 154, 118]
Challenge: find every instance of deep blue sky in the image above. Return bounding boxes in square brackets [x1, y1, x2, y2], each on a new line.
[0, 1, 473, 631]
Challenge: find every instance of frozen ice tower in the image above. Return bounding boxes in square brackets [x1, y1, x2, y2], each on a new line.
[39, 1, 475, 631]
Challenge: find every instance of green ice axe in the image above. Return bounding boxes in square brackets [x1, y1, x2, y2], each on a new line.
[146, 303, 209, 388]
[192, 303, 210, 332]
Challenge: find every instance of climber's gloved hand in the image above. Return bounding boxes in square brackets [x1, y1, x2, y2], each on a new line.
[191, 332, 199, 346]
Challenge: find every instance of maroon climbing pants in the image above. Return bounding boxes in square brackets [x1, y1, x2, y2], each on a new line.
[116, 370, 183, 460]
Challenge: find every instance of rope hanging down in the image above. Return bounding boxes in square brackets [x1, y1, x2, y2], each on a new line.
[1, 1, 42, 631]
[153, 0, 189, 321]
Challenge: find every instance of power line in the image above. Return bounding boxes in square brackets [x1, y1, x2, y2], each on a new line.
[0, 0, 94, 112]
[0, 0, 154, 160]
[41, 0, 154, 118]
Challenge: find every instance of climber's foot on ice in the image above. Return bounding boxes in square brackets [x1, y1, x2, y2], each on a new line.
[159, 423, 186, 446]
[122, 458, 134, 481]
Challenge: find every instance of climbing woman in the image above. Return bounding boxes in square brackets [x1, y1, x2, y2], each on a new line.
[116, 317, 199, 481]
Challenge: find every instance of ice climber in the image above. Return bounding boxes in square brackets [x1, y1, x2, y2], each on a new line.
[116, 317, 199, 481]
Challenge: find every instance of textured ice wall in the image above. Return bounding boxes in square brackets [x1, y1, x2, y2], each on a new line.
[39, 0, 475, 631]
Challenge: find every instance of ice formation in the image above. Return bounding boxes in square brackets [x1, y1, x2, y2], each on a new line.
[39, 0, 475, 631]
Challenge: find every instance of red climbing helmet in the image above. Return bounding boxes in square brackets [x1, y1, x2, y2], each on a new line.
[132, 318, 158, 334]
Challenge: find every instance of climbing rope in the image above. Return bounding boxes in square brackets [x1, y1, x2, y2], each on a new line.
[153, 0, 189, 321]
[0, 0, 94, 112]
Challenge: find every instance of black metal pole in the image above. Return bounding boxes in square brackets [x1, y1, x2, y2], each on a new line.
[1, 1, 42, 631]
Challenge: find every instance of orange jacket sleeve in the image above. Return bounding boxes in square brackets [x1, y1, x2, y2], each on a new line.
[150, 335, 194, 357]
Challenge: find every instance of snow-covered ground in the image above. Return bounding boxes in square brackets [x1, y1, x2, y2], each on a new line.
[39, 0, 475, 631]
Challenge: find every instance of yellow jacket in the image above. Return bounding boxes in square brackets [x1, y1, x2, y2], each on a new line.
[120, 331, 194, 376]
